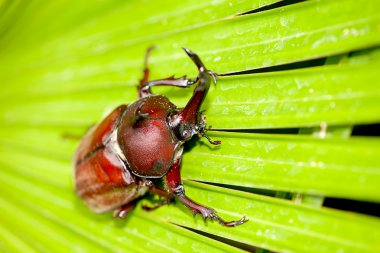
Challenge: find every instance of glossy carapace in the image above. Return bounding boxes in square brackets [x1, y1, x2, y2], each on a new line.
[74, 47, 247, 227]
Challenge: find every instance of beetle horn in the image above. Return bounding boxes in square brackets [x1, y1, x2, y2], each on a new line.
[182, 47, 207, 72]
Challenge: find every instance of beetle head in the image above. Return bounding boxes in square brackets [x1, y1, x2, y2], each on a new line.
[168, 48, 221, 146]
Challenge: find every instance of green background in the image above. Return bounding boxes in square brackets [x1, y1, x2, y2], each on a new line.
[0, 0, 380, 252]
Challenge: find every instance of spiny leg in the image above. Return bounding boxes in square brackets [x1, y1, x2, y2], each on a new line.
[138, 47, 198, 98]
[174, 185, 247, 227]
[138, 46, 154, 98]
[164, 158, 247, 227]
[142, 198, 173, 211]
[141, 179, 174, 211]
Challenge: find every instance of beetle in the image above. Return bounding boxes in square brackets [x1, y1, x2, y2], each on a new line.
[74, 47, 247, 227]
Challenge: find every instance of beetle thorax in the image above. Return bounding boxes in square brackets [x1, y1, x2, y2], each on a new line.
[116, 95, 181, 178]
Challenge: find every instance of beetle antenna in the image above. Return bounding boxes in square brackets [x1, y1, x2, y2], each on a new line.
[200, 131, 221, 145]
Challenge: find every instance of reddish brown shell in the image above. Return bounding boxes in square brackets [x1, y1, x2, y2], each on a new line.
[75, 105, 126, 162]
[74, 105, 146, 213]
[118, 95, 179, 178]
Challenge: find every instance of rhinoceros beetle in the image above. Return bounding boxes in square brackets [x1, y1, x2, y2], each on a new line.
[74, 47, 247, 227]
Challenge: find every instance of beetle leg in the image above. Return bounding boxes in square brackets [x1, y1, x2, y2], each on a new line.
[144, 179, 171, 197]
[139, 76, 197, 98]
[138, 47, 198, 98]
[138, 46, 155, 98]
[142, 198, 173, 211]
[113, 200, 137, 219]
[165, 158, 247, 227]
[141, 179, 174, 211]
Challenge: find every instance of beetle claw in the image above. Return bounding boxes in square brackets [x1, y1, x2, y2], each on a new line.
[194, 207, 247, 227]
[220, 215, 249, 227]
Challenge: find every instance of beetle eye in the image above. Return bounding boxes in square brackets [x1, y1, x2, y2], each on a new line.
[182, 129, 191, 140]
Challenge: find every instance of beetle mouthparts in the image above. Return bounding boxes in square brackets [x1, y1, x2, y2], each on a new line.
[182, 46, 206, 72]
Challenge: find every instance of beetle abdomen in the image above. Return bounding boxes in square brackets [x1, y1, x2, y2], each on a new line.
[74, 105, 149, 212]
[75, 105, 127, 164]
[75, 147, 144, 213]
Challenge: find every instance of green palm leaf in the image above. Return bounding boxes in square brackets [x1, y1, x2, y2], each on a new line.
[1, 0, 379, 252]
